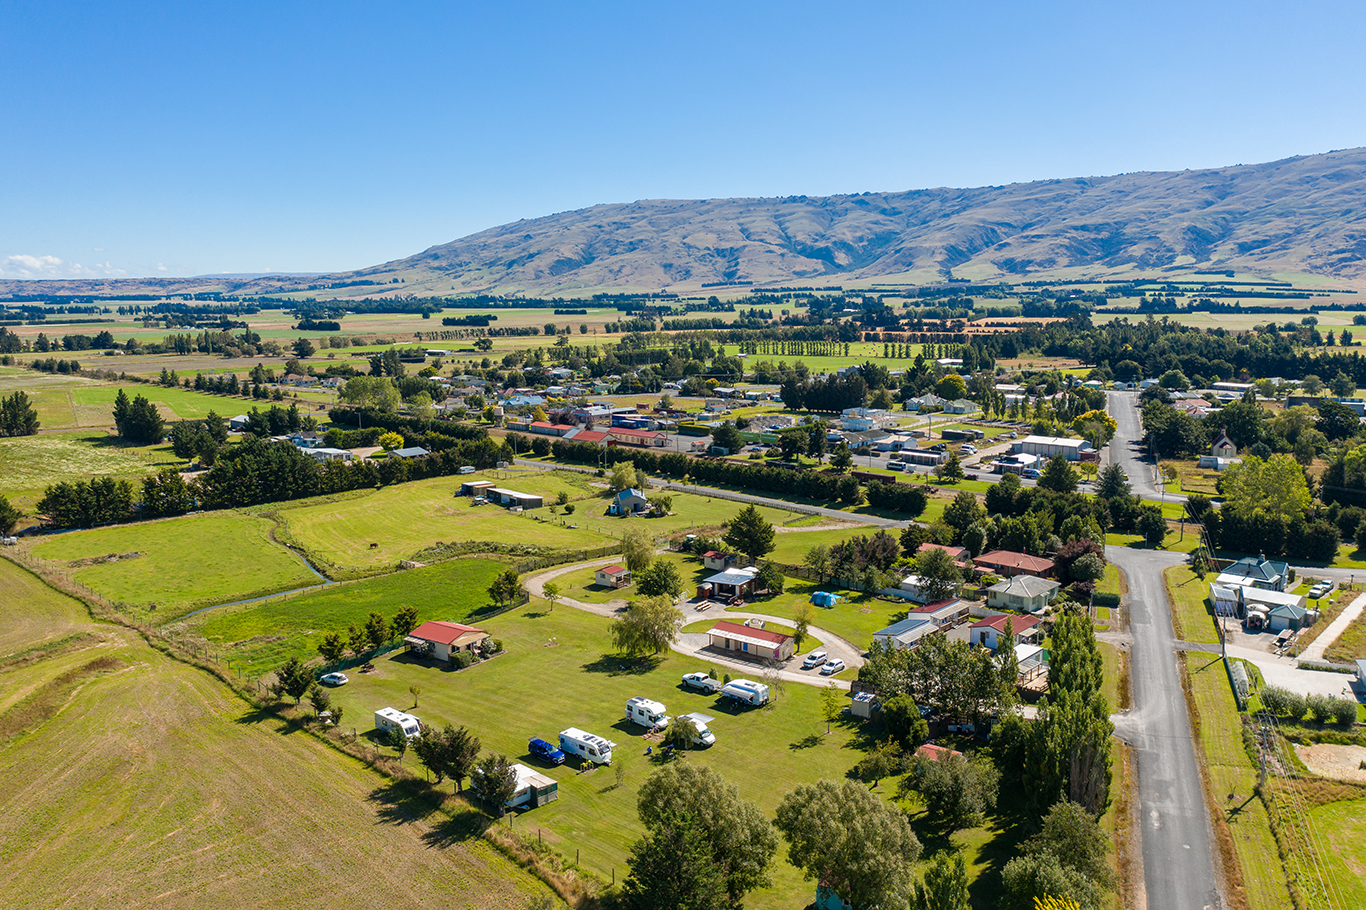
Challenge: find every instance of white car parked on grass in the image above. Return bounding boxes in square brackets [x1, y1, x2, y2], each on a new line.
[320, 672, 349, 686]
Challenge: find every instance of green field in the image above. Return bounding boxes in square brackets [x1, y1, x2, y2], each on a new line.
[0, 559, 547, 910]
[1307, 799, 1366, 907]
[1324, 610, 1366, 662]
[183, 557, 510, 675]
[320, 599, 875, 910]
[28, 511, 319, 621]
[0, 430, 180, 512]
[766, 526, 880, 565]
[1185, 653, 1294, 910]
[725, 577, 908, 651]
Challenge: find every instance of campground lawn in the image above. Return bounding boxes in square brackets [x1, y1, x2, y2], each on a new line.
[28, 511, 318, 621]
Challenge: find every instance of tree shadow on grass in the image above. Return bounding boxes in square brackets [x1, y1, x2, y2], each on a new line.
[367, 781, 492, 847]
[789, 733, 823, 750]
[581, 654, 662, 676]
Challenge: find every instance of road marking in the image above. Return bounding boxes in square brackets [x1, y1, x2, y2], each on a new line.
[1150, 808, 1161, 828]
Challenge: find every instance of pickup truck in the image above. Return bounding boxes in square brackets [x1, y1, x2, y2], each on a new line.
[681, 672, 723, 694]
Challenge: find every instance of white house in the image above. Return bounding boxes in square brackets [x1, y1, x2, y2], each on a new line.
[872, 616, 939, 650]
[840, 408, 891, 432]
[405, 620, 488, 662]
[304, 447, 353, 463]
[595, 565, 632, 588]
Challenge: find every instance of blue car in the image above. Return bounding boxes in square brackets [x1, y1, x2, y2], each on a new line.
[529, 737, 566, 765]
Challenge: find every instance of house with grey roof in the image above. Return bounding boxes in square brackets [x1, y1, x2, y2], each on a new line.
[986, 575, 1060, 615]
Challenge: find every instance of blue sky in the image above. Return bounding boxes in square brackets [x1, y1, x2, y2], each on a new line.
[4, 0, 1366, 279]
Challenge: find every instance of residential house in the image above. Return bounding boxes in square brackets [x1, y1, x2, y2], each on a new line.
[908, 598, 969, 628]
[706, 620, 795, 661]
[840, 407, 891, 431]
[405, 620, 487, 662]
[916, 542, 973, 572]
[304, 447, 353, 463]
[228, 414, 250, 431]
[609, 488, 649, 515]
[1210, 429, 1237, 459]
[985, 575, 1060, 614]
[969, 613, 1042, 650]
[608, 427, 668, 447]
[872, 615, 939, 650]
[594, 565, 632, 588]
[503, 394, 546, 409]
[459, 480, 496, 498]
[288, 431, 323, 448]
[1216, 555, 1290, 592]
[944, 398, 978, 415]
[915, 743, 964, 762]
[528, 421, 575, 437]
[974, 550, 1056, 579]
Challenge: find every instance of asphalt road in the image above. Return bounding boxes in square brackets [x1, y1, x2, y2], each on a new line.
[1107, 390, 1167, 500]
[1108, 545, 1224, 910]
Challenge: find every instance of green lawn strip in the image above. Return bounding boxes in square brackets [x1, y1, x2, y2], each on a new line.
[679, 619, 823, 656]
[767, 527, 881, 565]
[186, 557, 509, 676]
[1097, 642, 1120, 714]
[1306, 799, 1366, 908]
[1330, 543, 1366, 570]
[1097, 563, 1123, 599]
[29, 511, 318, 622]
[323, 601, 872, 910]
[1164, 565, 1220, 644]
[1106, 531, 1200, 554]
[556, 552, 699, 606]
[1185, 653, 1294, 910]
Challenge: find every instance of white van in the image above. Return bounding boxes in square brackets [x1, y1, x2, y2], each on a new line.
[374, 707, 422, 739]
[720, 679, 770, 707]
[625, 697, 670, 730]
[559, 727, 616, 764]
[675, 712, 717, 747]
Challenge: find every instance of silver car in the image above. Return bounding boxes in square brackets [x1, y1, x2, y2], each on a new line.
[801, 650, 828, 669]
[819, 658, 846, 676]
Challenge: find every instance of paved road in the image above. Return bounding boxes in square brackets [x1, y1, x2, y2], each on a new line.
[1107, 545, 1224, 910]
[1107, 390, 1168, 500]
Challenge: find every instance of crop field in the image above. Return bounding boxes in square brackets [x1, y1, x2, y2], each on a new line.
[28, 511, 319, 621]
[1184, 653, 1294, 910]
[0, 430, 180, 513]
[319, 599, 879, 910]
[0, 559, 548, 910]
[183, 557, 509, 675]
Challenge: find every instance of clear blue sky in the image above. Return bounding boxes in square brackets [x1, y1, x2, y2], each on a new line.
[4, 0, 1366, 279]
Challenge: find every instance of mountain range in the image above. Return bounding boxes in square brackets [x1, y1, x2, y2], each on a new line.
[9, 148, 1366, 298]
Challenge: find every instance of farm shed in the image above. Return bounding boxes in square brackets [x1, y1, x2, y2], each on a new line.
[702, 551, 739, 572]
[609, 488, 649, 515]
[706, 620, 794, 661]
[460, 480, 496, 497]
[406, 620, 487, 662]
[700, 567, 759, 601]
[390, 446, 430, 459]
[1210, 583, 1240, 617]
[850, 691, 878, 719]
[487, 487, 543, 509]
[595, 565, 632, 588]
[1010, 435, 1093, 462]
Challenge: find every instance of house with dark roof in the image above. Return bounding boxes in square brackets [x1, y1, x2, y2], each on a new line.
[706, 620, 794, 661]
[1216, 555, 1290, 592]
[406, 620, 488, 662]
[908, 598, 969, 628]
[702, 551, 739, 572]
[969, 613, 1042, 650]
[700, 567, 759, 601]
[974, 550, 1056, 579]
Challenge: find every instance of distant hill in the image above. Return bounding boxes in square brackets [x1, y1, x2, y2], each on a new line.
[8, 149, 1366, 298]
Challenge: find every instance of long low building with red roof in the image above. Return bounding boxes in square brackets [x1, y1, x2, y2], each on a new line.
[706, 620, 795, 662]
[973, 549, 1056, 578]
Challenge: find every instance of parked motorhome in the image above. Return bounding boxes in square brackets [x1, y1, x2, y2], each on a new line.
[720, 679, 770, 706]
[374, 707, 421, 738]
[625, 697, 670, 730]
[558, 727, 615, 764]
[674, 712, 717, 747]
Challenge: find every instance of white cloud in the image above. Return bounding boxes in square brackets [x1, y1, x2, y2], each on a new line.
[0, 254, 126, 279]
[156, 262, 167, 271]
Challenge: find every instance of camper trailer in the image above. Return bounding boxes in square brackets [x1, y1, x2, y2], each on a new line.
[625, 697, 670, 730]
[720, 679, 770, 707]
[558, 727, 616, 764]
[374, 707, 422, 739]
[675, 712, 717, 747]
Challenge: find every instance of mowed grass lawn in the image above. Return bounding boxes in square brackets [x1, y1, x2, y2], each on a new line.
[0, 431, 180, 512]
[185, 557, 509, 675]
[29, 511, 318, 621]
[1307, 799, 1366, 907]
[324, 601, 874, 910]
[0, 561, 548, 910]
[726, 577, 909, 651]
[69, 383, 255, 425]
[1185, 653, 1294, 910]
[1325, 610, 1366, 662]
[1165, 565, 1220, 644]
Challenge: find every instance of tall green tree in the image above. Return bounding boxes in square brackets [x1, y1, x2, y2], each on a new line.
[1095, 463, 1131, 500]
[272, 656, 312, 704]
[1049, 610, 1104, 704]
[774, 779, 922, 910]
[413, 724, 481, 789]
[487, 568, 526, 609]
[636, 763, 778, 905]
[637, 559, 685, 598]
[621, 810, 728, 910]
[904, 752, 1000, 832]
[0, 494, 19, 537]
[912, 546, 962, 603]
[0, 391, 40, 436]
[611, 594, 684, 656]
[723, 504, 776, 565]
[909, 850, 970, 910]
[1038, 454, 1080, 494]
[470, 753, 519, 816]
[622, 526, 655, 574]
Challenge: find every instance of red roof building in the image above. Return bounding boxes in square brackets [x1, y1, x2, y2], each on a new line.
[915, 743, 964, 762]
[916, 542, 973, 568]
[969, 613, 1042, 650]
[406, 620, 488, 662]
[973, 550, 1056, 578]
[706, 620, 795, 661]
